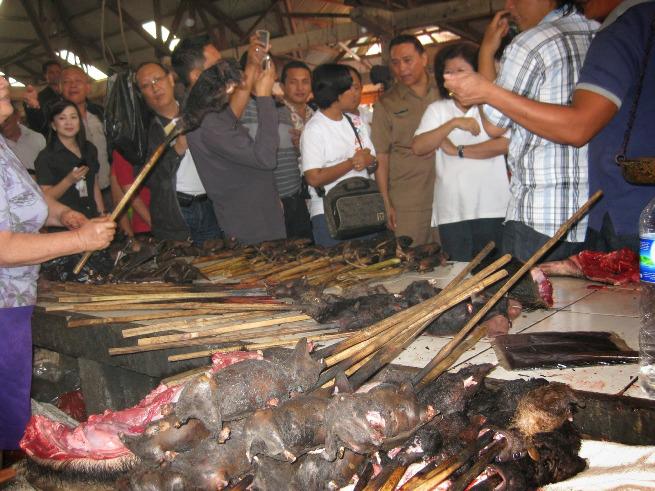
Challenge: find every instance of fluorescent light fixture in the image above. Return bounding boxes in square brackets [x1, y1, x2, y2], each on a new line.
[142, 20, 180, 50]
[56, 49, 108, 80]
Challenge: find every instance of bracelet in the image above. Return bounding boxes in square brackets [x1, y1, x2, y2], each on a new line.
[457, 145, 465, 158]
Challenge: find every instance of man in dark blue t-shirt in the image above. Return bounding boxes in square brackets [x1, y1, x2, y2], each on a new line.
[443, 0, 655, 252]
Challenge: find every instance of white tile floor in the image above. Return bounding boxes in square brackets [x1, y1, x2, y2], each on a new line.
[389, 274, 649, 400]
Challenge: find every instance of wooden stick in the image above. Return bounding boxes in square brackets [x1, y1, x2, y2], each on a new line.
[316, 270, 507, 387]
[168, 332, 345, 361]
[122, 312, 280, 338]
[56, 291, 235, 303]
[399, 448, 474, 491]
[109, 324, 335, 355]
[414, 190, 603, 389]
[137, 314, 312, 346]
[444, 241, 495, 290]
[44, 301, 288, 313]
[324, 257, 510, 367]
[73, 120, 180, 274]
[67, 309, 222, 327]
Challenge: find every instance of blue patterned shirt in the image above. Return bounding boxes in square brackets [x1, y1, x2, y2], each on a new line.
[484, 8, 599, 242]
[0, 135, 48, 307]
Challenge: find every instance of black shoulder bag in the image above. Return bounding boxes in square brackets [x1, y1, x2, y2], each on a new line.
[317, 114, 386, 240]
[615, 16, 655, 185]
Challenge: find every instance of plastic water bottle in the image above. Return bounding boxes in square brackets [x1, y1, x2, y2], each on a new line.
[639, 196, 655, 396]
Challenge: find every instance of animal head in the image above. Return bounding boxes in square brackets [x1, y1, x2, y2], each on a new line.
[182, 58, 242, 131]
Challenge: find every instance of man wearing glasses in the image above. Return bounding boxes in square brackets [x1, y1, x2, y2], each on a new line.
[135, 61, 221, 245]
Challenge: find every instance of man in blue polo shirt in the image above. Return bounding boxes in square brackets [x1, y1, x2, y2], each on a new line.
[444, 1, 654, 252]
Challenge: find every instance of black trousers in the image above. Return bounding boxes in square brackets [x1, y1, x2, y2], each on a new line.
[281, 192, 313, 241]
[439, 218, 504, 262]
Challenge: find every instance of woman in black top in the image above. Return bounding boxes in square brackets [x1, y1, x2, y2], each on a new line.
[35, 100, 103, 218]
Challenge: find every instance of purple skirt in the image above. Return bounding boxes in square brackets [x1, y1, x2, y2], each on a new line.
[0, 305, 33, 450]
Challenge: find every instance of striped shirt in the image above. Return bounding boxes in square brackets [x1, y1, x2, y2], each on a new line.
[484, 8, 598, 242]
[241, 99, 301, 198]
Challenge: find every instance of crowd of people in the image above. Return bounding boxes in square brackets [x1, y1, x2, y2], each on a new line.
[1, 0, 654, 450]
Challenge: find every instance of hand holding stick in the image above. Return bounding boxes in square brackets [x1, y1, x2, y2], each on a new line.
[73, 121, 181, 274]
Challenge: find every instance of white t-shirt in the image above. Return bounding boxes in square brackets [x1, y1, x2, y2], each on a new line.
[301, 111, 375, 217]
[5, 124, 45, 172]
[414, 99, 510, 227]
[176, 149, 206, 196]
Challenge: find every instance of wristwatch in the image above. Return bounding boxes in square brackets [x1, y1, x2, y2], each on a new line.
[457, 145, 465, 158]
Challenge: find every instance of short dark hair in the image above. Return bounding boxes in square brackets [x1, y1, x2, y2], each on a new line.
[311, 64, 353, 109]
[47, 99, 87, 149]
[434, 42, 479, 99]
[344, 65, 362, 84]
[557, 0, 584, 15]
[389, 34, 425, 55]
[42, 60, 61, 75]
[280, 61, 311, 84]
[171, 35, 210, 86]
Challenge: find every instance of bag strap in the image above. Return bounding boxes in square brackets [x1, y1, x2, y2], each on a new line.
[343, 113, 363, 149]
[616, 15, 655, 162]
[314, 114, 363, 198]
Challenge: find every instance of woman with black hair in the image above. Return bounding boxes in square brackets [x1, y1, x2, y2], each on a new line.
[412, 42, 510, 261]
[35, 99, 104, 219]
[300, 64, 377, 247]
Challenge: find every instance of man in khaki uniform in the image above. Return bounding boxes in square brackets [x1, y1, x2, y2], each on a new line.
[371, 34, 440, 246]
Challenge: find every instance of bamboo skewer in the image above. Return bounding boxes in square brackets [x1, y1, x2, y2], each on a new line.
[122, 312, 268, 338]
[67, 309, 222, 327]
[315, 269, 508, 387]
[322, 254, 511, 367]
[414, 190, 603, 389]
[136, 314, 311, 346]
[168, 331, 346, 362]
[44, 301, 287, 313]
[109, 323, 335, 355]
[56, 291, 235, 303]
[73, 120, 180, 274]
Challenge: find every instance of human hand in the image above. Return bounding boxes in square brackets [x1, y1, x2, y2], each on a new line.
[386, 205, 397, 231]
[75, 216, 116, 251]
[454, 117, 480, 136]
[60, 209, 88, 230]
[351, 148, 375, 171]
[444, 72, 492, 107]
[254, 60, 276, 97]
[23, 84, 39, 109]
[67, 165, 89, 185]
[481, 10, 510, 56]
[440, 138, 457, 156]
[289, 128, 302, 148]
[173, 133, 188, 156]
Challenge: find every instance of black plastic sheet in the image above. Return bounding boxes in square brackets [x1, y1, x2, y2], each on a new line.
[104, 66, 149, 167]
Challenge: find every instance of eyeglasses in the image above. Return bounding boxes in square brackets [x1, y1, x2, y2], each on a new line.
[139, 76, 166, 91]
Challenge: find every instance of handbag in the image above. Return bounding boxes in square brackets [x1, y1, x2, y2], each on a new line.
[615, 16, 655, 185]
[317, 114, 386, 240]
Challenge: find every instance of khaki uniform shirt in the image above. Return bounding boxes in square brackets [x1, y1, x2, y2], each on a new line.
[371, 80, 440, 212]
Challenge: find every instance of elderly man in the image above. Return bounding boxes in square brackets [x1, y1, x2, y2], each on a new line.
[136, 61, 220, 245]
[371, 34, 441, 246]
[444, 0, 598, 262]
[0, 104, 45, 175]
[23, 60, 61, 136]
[174, 36, 286, 245]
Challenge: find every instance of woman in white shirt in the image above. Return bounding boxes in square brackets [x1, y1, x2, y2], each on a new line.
[413, 42, 510, 261]
[301, 64, 376, 247]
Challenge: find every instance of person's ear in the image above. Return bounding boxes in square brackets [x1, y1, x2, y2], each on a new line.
[188, 68, 202, 87]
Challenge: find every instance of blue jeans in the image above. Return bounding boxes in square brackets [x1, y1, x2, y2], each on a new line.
[311, 214, 343, 248]
[179, 199, 222, 246]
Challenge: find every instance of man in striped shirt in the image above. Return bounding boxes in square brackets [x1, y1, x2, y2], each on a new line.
[448, 0, 598, 262]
